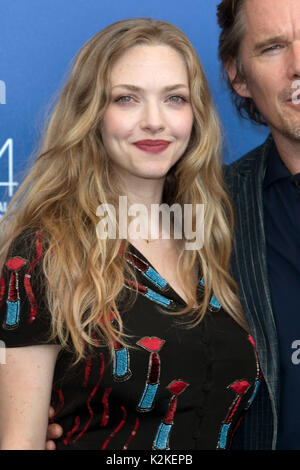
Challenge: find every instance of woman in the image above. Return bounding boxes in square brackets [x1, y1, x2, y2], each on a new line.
[0, 18, 260, 450]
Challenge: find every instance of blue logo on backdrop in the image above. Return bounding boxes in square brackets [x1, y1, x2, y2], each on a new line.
[0, 139, 19, 219]
[0, 80, 6, 105]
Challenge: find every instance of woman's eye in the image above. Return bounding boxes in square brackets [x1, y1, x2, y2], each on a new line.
[114, 96, 134, 104]
[168, 95, 186, 104]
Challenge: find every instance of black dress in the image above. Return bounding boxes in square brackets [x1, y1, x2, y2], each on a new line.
[0, 229, 261, 450]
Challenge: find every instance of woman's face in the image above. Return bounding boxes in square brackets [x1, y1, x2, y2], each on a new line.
[101, 44, 194, 186]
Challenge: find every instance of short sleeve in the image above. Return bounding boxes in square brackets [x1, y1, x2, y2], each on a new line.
[0, 228, 59, 347]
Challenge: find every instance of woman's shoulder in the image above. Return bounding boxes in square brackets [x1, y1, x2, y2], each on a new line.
[6, 226, 44, 257]
[0, 226, 57, 347]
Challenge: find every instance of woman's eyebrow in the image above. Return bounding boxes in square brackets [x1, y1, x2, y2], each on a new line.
[111, 84, 189, 91]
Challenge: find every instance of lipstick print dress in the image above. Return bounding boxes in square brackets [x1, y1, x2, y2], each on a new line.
[0, 229, 261, 450]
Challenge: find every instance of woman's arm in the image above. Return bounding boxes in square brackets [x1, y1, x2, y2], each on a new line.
[0, 344, 61, 450]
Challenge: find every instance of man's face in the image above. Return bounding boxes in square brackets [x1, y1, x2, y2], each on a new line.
[230, 0, 300, 141]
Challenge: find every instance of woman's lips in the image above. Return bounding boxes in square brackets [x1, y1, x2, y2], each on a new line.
[133, 140, 170, 154]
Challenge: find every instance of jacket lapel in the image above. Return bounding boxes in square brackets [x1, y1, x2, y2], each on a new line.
[228, 137, 280, 426]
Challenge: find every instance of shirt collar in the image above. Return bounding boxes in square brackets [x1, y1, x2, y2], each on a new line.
[263, 140, 292, 189]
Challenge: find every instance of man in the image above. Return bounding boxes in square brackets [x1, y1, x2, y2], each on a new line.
[218, 0, 300, 449]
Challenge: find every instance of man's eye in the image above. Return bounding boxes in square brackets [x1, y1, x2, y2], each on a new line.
[263, 45, 283, 53]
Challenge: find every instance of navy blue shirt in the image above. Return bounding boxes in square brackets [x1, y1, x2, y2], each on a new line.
[263, 141, 300, 449]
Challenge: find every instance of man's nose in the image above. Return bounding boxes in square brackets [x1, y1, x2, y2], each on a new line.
[288, 41, 300, 80]
[140, 101, 165, 133]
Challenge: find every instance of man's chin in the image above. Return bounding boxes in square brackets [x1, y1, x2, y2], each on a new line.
[275, 117, 300, 141]
[281, 126, 300, 142]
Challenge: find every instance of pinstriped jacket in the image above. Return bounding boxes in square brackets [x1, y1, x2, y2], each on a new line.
[224, 135, 279, 450]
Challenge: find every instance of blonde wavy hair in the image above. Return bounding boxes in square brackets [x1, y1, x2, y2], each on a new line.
[0, 18, 247, 363]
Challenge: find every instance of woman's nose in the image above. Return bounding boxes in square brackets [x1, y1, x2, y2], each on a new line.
[140, 101, 165, 133]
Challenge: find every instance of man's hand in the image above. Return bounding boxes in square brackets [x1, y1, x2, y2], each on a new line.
[45, 407, 63, 450]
